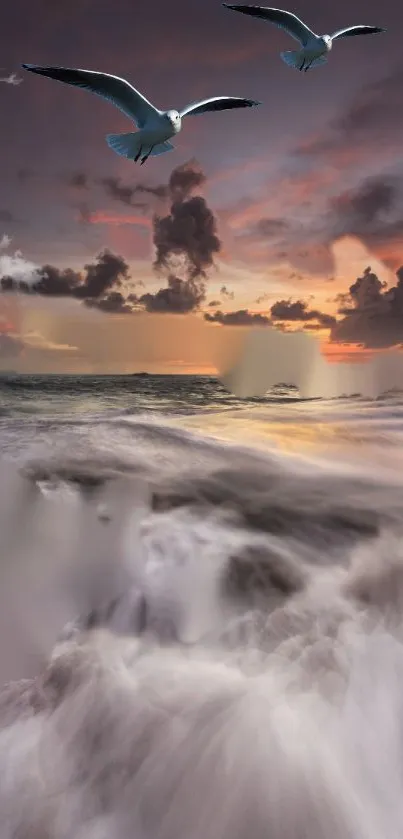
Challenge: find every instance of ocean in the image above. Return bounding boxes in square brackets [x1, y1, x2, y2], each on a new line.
[1, 373, 403, 838]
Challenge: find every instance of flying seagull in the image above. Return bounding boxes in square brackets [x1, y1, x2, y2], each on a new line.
[222, 5, 386, 71]
[22, 64, 261, 164]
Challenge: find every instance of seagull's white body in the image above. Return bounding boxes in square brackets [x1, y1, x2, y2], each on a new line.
[22, 64, 260, 164]
[223, 5, 386, 71]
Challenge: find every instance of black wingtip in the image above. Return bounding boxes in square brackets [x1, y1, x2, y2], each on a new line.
[22, 63, 37, 72]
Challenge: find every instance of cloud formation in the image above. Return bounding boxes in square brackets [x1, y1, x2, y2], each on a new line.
[296, 64, 403, 164]
[1, 249, 135, 314]
[0, 161, 221, 316]
[204, 309, 271, 326]
[144, 161, 221, 313]
[331, 265, 403, 348]
[270, 300, 336, 328]
[0, 73, 22, 86]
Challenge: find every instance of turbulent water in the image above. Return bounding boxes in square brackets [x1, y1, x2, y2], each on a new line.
[1, 373, 403, 838]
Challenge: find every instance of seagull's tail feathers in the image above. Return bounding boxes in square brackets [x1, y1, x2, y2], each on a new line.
[106, 132, 174, 160]
[280, 50, 327, 70]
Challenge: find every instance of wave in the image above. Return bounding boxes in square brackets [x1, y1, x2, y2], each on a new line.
[1, 417, 403, 837]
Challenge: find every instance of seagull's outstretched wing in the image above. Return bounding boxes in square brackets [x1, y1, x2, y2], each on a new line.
[179, 96, 260, 118]
[329, 25, 386, 40]
[223, 5, 316, 45]
[21, 65, 160, 127]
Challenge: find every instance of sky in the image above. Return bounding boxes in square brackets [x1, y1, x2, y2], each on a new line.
[1, 0, 403, 373]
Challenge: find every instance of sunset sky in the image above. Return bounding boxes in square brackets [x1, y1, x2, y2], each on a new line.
[1, 0, 403, 373]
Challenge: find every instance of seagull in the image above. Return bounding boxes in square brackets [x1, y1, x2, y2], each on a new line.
[222, 5, 386, 71]
[22, 64, 261, 164]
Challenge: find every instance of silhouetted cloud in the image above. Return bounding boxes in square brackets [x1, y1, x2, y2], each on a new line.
[99, 177, 148, 209]
[140, 275, 204, 313]
[220, 285, 234, 300]
[208, 299, 220, 307]
[271, 299, 336, 328]
[1, 162, 221, 317]
[204, 309, 271, 326]
[85, 291, 134, 314]
[1, 250, 136, 312]
[331, 265, 403, 348]
[145, 161, 221, 313]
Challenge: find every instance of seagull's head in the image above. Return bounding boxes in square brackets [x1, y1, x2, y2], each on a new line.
[165, 110, 182, 132]
[321, 34, 332, 49]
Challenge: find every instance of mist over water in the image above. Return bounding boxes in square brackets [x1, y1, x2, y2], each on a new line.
[2, 374, 403, 837]
[220, 327, 403, 399]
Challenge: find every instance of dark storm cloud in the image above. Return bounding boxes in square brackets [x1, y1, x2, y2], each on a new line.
[204, 309, 271, 326]
[330, 265, 403, 348]
[271, 299, 336, 328]
[140, 276, 205, 313]
[84, 291, 134, 314]
[144, 161, 221, 314]
[153, 161, 219, 280]
[1, 250, 136, 313]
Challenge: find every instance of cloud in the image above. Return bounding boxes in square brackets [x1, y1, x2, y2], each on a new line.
[1, 249, 137, 312]
[144, 161, 221, 314]
[0, 235, 11, 250]
[84, 291, 134, 314]
[1, 162, 221, 317]
[325, 175, 403, 268]
[330, 265, 403, 348]
[204, 309, 271, 326]
[245, 217, 290, 239]
[99, 177, 149, 209]
[208, 299, 221, 307]
[295, 64, 403, 164]
[239, 172, 403, 276]
[0, 73, 22, 86]
[220, 285, 234, 300]
[22, 331, 78, 353]
[139, 275, 205, 314]
[0, 247, 39, 285]
[270, 299, 336, 328]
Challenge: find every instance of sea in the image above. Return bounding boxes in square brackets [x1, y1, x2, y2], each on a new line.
[1, 372, 403, 838]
